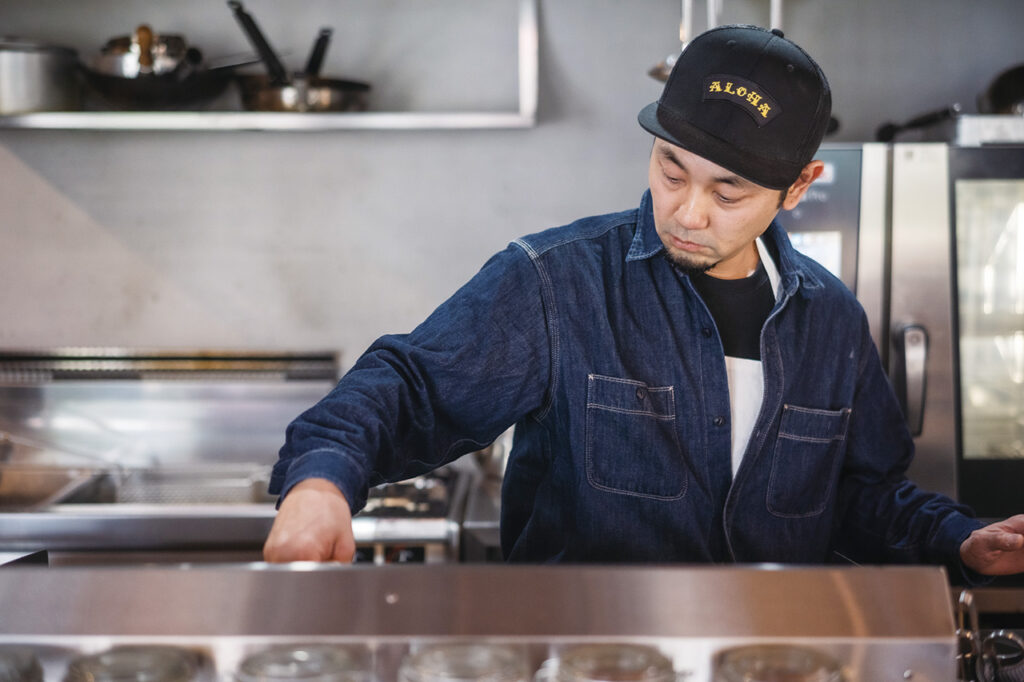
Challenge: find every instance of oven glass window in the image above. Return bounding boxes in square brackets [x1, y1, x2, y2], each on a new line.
[955, 179, 1024, 461]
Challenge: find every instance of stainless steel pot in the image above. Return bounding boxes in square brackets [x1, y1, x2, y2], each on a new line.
[0, 38, 81, 114]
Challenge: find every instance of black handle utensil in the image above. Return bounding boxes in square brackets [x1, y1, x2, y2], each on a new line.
[227, 0, 289, 86]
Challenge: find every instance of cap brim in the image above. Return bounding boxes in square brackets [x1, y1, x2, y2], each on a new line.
[637, 100, 798, 190]
[637, 101, 682, 149]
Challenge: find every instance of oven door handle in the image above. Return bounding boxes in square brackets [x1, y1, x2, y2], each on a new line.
[891, 323, 929, 436]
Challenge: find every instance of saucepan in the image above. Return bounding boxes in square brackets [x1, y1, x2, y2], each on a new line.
[81, 24, 253, 109]
[0, 37, 81, 113]
[228, 1, 370, 112]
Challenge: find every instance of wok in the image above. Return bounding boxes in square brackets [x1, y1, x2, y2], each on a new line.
[82, 24, 249, 110]
[979, 63, 1024, 115]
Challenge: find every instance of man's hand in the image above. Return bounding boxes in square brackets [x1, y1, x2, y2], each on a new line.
[263, 478, 356, 563]
[960, 514, 1024, 576]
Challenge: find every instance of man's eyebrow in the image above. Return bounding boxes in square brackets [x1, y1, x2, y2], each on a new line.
[656, 145, 685, 170]
[656, 144, 751, 189]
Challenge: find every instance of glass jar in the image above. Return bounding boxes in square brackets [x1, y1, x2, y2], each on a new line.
[0, 647, 43, 682]
[713, 644, 844, 682]
[399, 643, 530, 682]
[551, 644, 675, 682]
[64, 645, 200, 682]
[236, 644, 372, 682]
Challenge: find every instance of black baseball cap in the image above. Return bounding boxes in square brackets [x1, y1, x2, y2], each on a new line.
[638, 24, 831, 190]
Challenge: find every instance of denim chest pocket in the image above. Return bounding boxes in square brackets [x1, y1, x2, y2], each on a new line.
[585, 374, 687, 500]
[767, 404, 851, 518]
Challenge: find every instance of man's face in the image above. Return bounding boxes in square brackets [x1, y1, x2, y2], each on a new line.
[648, 139, 814, 279]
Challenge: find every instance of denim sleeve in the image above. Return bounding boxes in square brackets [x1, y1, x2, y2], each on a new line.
[268, 243, 552, 512]
[833, 314, 986, 578]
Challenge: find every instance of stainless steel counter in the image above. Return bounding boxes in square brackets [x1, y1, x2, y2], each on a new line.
[0, 502, 460, 564]
[0, 564, 958, 681]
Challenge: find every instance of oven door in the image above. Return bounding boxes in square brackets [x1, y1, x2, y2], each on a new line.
[891, 143, 1024, 519]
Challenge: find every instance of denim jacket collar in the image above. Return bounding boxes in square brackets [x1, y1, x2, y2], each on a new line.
[626, 190, 824, 297]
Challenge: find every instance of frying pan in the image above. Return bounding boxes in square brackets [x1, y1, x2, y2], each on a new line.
[228, 0, 370, 112]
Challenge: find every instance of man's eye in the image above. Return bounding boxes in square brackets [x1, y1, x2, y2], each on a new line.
[716, 193, 738, 204]
[664, 173, 681, 184]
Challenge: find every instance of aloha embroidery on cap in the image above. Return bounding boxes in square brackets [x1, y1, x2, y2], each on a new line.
[702, 74, 781, 127]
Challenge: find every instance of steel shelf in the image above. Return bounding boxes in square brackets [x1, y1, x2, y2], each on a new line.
[0, 0, 538, 132]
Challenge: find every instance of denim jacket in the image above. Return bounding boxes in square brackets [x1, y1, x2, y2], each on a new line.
[271, 190, 982, 568]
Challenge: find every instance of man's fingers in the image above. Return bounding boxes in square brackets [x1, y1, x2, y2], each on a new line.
[998, 533, 1024, 552]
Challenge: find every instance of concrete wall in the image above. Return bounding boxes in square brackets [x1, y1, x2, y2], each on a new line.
[2, 0, 1022, 367]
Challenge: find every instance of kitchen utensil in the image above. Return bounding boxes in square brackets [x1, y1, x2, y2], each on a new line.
[648, 0, 785, 81]
[82, 24, 248, 109]
[81, 66, 235, 109]
[980, 631, 1024, 682]
[875, 104, 961, 142]
[0, 37, 80, 114]
[228, 0, 370, 112]
[89, 24, 191, 79]
[304, 28, 332, 78]
[979, 63, 1024, 115]
[228, 0, 289, 86]
[648, 0, 691, 82]
[236, 73, 369, 112]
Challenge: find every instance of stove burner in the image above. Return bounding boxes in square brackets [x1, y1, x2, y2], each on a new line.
[0, 647, 42, 682]
[236, 645, 372, 682]
[64, 646, 200, 682]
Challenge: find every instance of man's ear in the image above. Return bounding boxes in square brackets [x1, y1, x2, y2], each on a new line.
[781, 160, 825, 211]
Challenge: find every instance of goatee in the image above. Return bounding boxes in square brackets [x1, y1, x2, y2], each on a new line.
[663, 252, 717, 277]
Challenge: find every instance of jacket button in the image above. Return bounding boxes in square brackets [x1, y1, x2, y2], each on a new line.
[702, 328, 713, 338]
[713, 416, 726, 426]
[635, 387, 647, 400]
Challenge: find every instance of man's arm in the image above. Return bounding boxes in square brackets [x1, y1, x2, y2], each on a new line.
[833, 315, 986, 571]
[265, 243, 552, 562]
[961, 515, 1024, 576]
[263, 478, 354, 563]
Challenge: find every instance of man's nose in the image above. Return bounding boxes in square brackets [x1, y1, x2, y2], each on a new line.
[674, 191, 711, 230]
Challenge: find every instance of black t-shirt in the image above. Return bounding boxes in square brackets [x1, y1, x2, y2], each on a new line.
[689, 260, 774, 360]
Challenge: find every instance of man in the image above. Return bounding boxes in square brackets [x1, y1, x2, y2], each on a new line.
[263, 25, 1024, 577]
